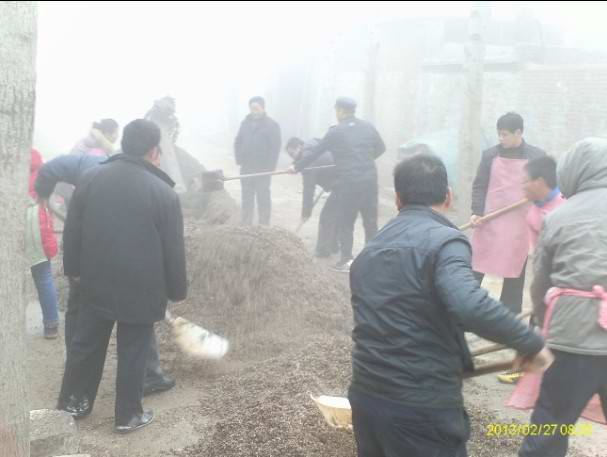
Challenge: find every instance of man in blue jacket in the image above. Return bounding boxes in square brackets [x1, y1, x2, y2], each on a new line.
[285, 137, 338, 257]
[349, 152, 552, 457]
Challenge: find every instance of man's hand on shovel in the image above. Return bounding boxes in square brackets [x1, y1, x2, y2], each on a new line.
[470, 215, 483, 228]
[514, 347, 554, 374]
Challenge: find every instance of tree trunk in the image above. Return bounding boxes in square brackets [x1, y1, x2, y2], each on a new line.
[456, 2, 487, 226]
[0, 2, 38, 457]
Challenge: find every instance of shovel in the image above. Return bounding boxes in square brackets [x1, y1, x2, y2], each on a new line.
[458, 198, 529, 231]
[201, 165, 335, 192]
[295, 190, 325, 234]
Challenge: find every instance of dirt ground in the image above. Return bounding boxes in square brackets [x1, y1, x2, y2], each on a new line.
[26, 150, 606, 456]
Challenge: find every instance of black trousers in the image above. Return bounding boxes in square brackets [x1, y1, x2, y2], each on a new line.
[334, 179, 378, 262]
[473, 260, 527, 315]
[64, 278, 164, 383]
[316, 191, 339, 256]
[58, 306, 154, 425]
[349, 389, 470, 457]
[519, 350, 607, 457]
[240, 172, 272, 226]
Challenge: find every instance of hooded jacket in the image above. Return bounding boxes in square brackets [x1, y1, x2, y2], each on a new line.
[531, 137, 607, 355]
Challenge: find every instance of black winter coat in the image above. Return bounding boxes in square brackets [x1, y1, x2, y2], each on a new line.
[350, 206, 544, 408]
[294, 116, 385, 187]
[63, 154, 187, 324]
[234, 114, 282, 173]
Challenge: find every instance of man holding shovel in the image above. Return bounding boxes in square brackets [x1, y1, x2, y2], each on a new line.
[349, 152, 551, 457]
[290, 97, 385, 273]
[470, 112, 546, 316]
[285, 137, 338, 258]
[470, 112, 545, 384]
[517, 138, 607, 457]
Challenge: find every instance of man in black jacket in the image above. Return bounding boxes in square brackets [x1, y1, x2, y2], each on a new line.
[470, 113, 546, 315]
[470, 113, 546, 384]
[290, 97, 385, 273]
[36, 154, 176, 396]
[285, 137, 338, 257]
[349, 153, 552, 457]
[234, 96, 282, 225]
[57, 119, 187, 433]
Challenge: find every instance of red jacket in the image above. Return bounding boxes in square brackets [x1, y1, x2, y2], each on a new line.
[30, 149, 58, 259]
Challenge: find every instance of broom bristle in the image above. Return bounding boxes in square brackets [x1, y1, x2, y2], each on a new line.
[171, 316, 229, 360]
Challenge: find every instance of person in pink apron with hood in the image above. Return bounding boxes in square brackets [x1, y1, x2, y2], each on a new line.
[514, 137, 607, 457]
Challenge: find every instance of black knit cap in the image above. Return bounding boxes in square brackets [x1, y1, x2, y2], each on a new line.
[249, 96, 266, 108]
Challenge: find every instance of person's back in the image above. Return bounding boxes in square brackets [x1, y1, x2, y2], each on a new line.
[60, 119, 186, 432]
[351, 205, 474, 407]
[67, 153, 184, 324]
[328, 117, 383, 185]
[292, 98, 385, 271]
[518, 138, 607, 457]
[300, 140, 336, 196]
[348, 152, 548, 457]
[532, 138, 607, 354]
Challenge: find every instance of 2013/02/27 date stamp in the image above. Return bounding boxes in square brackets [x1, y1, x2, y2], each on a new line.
[486, 423, 593, 437]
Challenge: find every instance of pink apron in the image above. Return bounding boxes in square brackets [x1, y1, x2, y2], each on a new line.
[507, 286, 607, 424]
[471, 156, 530, 278]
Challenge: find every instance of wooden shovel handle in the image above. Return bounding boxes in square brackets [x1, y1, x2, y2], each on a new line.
[223, 165, 336, 181]
[470, 312, 532, 357]
[48, 204, 66, 222]
[459, 198, 529, 231]
[465, 359, 514, 378]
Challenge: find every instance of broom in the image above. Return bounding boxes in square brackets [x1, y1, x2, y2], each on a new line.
[164, 310, 229, 360]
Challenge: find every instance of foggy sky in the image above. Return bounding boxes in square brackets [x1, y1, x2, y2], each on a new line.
[34, 1, 607, 160]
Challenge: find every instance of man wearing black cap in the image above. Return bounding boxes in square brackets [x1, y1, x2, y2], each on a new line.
[57, 119, 187, 433]
[290, 97, 385, 272]
[234, 96, 282, 225]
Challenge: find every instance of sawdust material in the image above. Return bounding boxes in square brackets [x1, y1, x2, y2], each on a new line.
[160, 222, 563, 457]
[158, 224, 351, 371]
[170, 334, 354, 457]
[168, 334, 562, 457]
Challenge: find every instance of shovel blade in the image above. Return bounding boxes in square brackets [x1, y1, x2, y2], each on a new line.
[202, 170, 225, 192]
